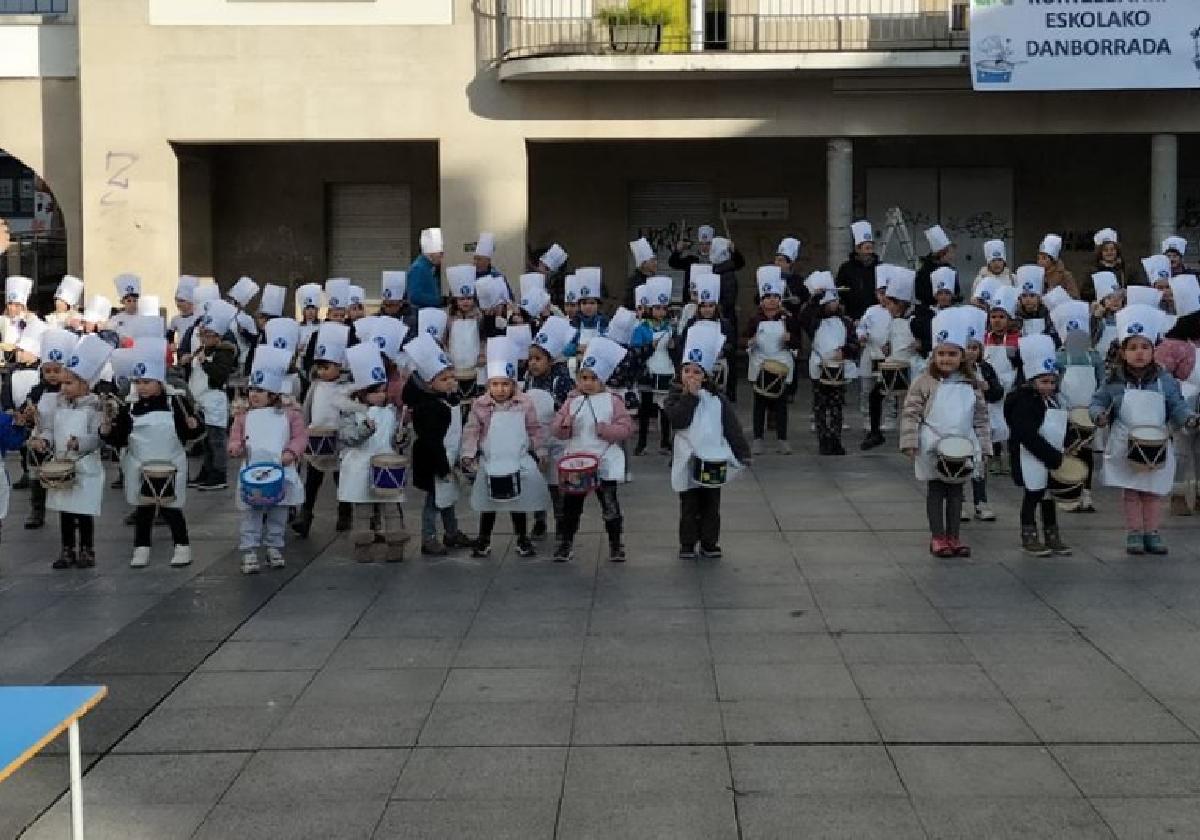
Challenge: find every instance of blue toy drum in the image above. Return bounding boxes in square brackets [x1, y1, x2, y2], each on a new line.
[370, 454, 408, 498]
[240, 462, 285, 508]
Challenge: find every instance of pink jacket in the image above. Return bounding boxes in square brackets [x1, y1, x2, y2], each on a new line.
[461, 391, 544, 461]
[228, 404, 309, 463]
[551, 391, 634, 443]
[1155, 338, 1200, 383]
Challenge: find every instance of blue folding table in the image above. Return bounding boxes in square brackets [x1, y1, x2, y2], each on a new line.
[0, 685, 107, 840]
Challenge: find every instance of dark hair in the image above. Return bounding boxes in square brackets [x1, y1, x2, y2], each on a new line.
[1166, 311, 1200, 342]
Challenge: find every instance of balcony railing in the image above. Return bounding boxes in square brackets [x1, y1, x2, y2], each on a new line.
[0, 0, 68, 14]
[476, 0, 968, 65]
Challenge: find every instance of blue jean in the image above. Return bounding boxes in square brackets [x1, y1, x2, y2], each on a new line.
[421, 492, 459, 541]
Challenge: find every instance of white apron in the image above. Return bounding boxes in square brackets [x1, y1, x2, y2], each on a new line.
[339, 405, 400, 504]
[671, 391, 740, 493]
[45, 404, 105, 517]
[1103, 385, 1175, 496]
[448, 318, 481, 380]
[886, 317, 917, 362]
[1179, 345, 1200, 411]
[748, 320, 794, 384]
[809, 317, 855, 381]
[308, 380, 343, 429]
[565, 393, 626, 483]
[236, 407, 304, 510]
[121, 410, 188, 509]
[1096, 319, 1119, 359]
[1020, 405, 1068, 492]
[234, 312, 258, 368]
[1021, 318, 1046, 337]
[11, 369, 39, 409]
[984, 343, 1016, 444]
[189, 356, 229, 428]
[470, 408, 550, 513]
[527, 388, 563, 487]
[0, 458, 9, 520]
[1060, 361, 1098, 410]
[433, 399, 463, 509]
[915, 380, 981, 482]
[859, 307, 892, 380]
[577, 326, 600, 352]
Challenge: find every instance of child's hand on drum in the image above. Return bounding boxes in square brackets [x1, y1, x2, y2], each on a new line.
[282, 451, 296, 466]
[228, 442, 244, 458]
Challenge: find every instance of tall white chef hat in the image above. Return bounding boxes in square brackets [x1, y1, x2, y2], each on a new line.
[605, 307, 638, 346]
[634, 284, 650, 308]
[446, 265, 477, 300]
[925, 225, 951, 253]
[520, 272, 546, 301]
[15, 317, 46, 357]
[192, 283, 220, 307]
[174, 275, 198, 303]
[55, 275, 84, 307]
[325, 278, 352, 310]
[485, 335, 518, 381]
[357, 315, 408, 362]
[579, 336, 627, 383]
[646, 276, 672, 307]
[1117, 303, 1165, 344]
[962, 305, 987, 345]
[1042, 286, 1071, 313]
[475, 275, 509, 311]
[127, 336, 168, 383]
[406, 333, 453, 382]
[417, 307, 448, 343]
[420, 227, 444, 256]
[874, 263, 893, 290]
[264, 316, 301, 354]
[314, 321, 350, 365]
[694, 271, 719, 305]
[124, 315, 164, 340]
[475, 232, 496, 259]
[381, 270, 406, 302]
[345, 342, 388, 392]
[521, 289, 550, 320]
[682, 320, 724, 374]
[4, 275, 32, 306]
[249, 345, 290, 395]
[710, 237, 732, 265]
[851, 220, 873, 247]
[1163, 236, 1188, 257]
[931, 266, 957, 296]
[136, 295, 160, 317]
[82, 295, 112, 325]
[1051, 300, 1090, 339]
[296, 283, 323, 311]
[259, 284, 286, 318]
[347, 285, 365, 307]
[991, 286, 1019, 318]
[630, 237, 656, 266]
[227, 276, 260, 307]
[697, 224, 715, 243]
[1091, 271, 1120, 301]
[539, 243, 568, 273]
[1125, 285, 1163, 309]
[974, 277, 999, 306]
[575, 267, 602, 301]
[41, 327, 76, 365]
[1142, 254, 1172, 285]
[65, 334, 115, 386]
[983, 240, 1006, 263]
[113, 273, 141, 300]
[804, 270, 835, 296]
[1170, 274, 1200, 319]
[507, 323, 532, 361]
[1019, 333, 1058, 381]
[930, 307, 969, 350]
[776, 237, 800, 263]
[1094, 228, 1119, 247]
[757, 265, 785, 298]
[532, 315, 574, 361]
[200, 300, 237, 336]
[885, 267, 916, 303]
[563, 275, 583, 305]
[1038, 234, 1063, 260]
[1016, 265, 1045, 297]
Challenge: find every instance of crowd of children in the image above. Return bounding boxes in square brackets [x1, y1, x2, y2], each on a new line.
[3, 220, 1200, 568]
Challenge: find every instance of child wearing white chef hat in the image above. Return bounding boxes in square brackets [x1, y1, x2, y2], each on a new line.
[1157, 274, 1200, 516]
[461, 336, 548, 559]
[293, 321, 353, 537]
[1092, 304, 1198, 556]
[550, 336, 634, 563]
[227, 345, 308, 574]
[746, 266, 801, 455]
[800, 273, 859, 457]
[525, 316, 576, 542]
[972, 240, 1014, 300]
[100, 336, 204, 569]
[1052, 300, 1106, 514]
[185, 300, 240, 492]
[631, 275, 676, 456]
[1036, 234, 1079, 298]
[663, 321, 751, 561]
[32, 334, 113, 570]
[1014, 265, 1056, 340]
[48, 275, 84, 330]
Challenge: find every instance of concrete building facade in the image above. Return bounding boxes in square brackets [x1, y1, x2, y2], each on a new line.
[1, 0, 1198, 315]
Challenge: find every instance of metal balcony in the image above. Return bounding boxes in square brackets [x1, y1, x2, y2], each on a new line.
[0, 0, 68, 13]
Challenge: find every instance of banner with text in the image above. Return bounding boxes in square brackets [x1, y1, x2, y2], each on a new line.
[970, 0, 1200, 91]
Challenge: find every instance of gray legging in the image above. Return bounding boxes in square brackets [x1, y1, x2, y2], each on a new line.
[926, 479, 963, 538]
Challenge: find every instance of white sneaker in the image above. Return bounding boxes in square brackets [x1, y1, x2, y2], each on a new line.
[129, 546, 151, 568]
[169, 545, 192, 567]
[1079, 489, 1095, 512]
[777, 441, 792, 455]
[266, 548, 285, 569]
[974, 503, 996, 522]
[241, 551, 261, 575]
[752, 439, 765, 456]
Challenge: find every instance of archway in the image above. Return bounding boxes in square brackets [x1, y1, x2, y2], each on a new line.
[0, 147, 69, 311]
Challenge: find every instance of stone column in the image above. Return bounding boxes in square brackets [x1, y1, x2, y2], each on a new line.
[1150, 133, 1178, 248]
[826, 138, 853, 268]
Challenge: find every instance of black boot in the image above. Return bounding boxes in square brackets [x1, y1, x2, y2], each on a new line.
[53, 547, 76, 569]
[606, 520, 625, 563]
[860, 431, 885, 451]
[292, 507, 313, 537]
[24, 508, 45, 529]
[335, 503, 352, 532]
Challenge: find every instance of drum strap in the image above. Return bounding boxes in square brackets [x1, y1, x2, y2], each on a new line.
[571, 396, 614, 462]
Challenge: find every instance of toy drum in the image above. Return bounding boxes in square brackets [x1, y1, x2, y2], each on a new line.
[880, 360, 911, 395]
[819, 362, 846, 387]
[934, 436, 975, 484]
[1127, 425, 1168, 471]
[38, 459, 76, 490]
[753, 359, 789, 399]
[239, 462, 285, 508]
[139, 461, 178, 506]
[557, 453, 599, 496]
[691, 457, 728, 488]
[486, 471, 522, 502]
[1048, 455, 1088, 501]
[645, 373, 673, 394]
[305, 426, 339, 472]
[370, 453, 408, 498]
[26, 445, 53, 478]
[1065, 408, 1095, 454]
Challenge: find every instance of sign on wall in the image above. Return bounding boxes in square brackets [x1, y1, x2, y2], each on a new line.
[970, 0, 1200, 91]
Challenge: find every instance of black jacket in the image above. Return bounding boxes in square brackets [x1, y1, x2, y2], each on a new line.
[662, 385, 752, 464]
[1003, 384, 1064, 487]
[835, 252, 881, 321]
[668, 248, 745, 294]
[100, 392, 205, 449]
[673, 315, 736, 368]
[976, 359, 1005, 405]
[914, 253, 954, 307]
[711, 257, 741, 321]
[402, 376, 459, 493]
[623, 269, 652, 310]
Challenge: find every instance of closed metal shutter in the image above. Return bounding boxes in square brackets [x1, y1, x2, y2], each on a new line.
[629, 180, 715, 302]
[327, 183, 412, 298]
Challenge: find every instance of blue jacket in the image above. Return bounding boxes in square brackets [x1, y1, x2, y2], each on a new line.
[0, 412, 28, 455]
[563, 313, 610, 359]
[407, 255, 443, 310]
[1089, 365, 1192, 429]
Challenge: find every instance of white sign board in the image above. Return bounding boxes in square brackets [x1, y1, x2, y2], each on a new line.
[970, 0, 1200, 91]
[719, 197, 789, 221]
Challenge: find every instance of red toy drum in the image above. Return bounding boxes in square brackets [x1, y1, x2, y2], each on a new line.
[557, 453, 600, 496]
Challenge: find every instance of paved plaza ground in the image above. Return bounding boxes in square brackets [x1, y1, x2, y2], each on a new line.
[4, 403, 1200, 839]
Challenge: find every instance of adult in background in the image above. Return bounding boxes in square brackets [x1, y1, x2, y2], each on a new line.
[836, 220, 880, 321]
[1081, 227, 1143, 301]
[408, 227, 445, 310]
[624, 237, 657, 311]
[916, 225, 956, 307]
[1035, 234, 1079, 298]
[669, 224, 745, 292]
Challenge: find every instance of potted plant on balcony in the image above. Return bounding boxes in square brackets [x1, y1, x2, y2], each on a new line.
[597, 2, 673, 54]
